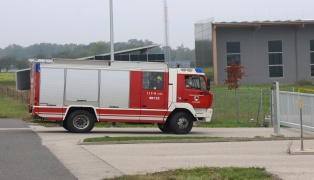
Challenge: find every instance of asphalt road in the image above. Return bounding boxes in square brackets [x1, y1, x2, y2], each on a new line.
[3, 118, 314, 180]
[0, 119, 76, 180]
[30, 124, 314, 180]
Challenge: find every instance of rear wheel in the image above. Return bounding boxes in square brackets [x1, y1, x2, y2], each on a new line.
[169, 112, 193, 134]
[157, 123, 172, 133]
[67, 110, 95, 133]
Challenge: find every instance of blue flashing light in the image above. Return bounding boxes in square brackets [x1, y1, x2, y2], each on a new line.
[195, 68, 204, 73]
[35, 63, 40, 72]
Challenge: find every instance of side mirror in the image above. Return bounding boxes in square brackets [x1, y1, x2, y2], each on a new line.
[206, 77, 211, 90]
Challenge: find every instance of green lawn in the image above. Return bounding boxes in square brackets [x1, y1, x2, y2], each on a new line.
[105, 167, 276, 180]
[0, 72, 16, 86]
[0, 94, 30, 120]
[83, 136, 223, 142]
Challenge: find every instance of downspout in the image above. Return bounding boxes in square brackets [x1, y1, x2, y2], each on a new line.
[212, 25, 218, 85]
[294, 28, 299, 82]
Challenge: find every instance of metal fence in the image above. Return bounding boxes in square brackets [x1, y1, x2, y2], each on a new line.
[0, 86, 29, 104]
[279, 91, 314, 131]
[211, 88, 271, 126]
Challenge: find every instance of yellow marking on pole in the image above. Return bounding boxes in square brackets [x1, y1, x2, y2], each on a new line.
[298, 99, 302, 108]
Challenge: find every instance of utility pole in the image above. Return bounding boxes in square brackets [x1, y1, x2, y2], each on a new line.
[164, 0, 170, 67]
[110, 0, 114, 63]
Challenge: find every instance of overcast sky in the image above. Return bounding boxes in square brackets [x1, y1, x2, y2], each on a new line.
[0, 0, 313, 49]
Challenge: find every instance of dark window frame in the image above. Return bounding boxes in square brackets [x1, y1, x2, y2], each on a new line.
[268, 40, 283, 78]
[310, 40, 314, 77]
[226, 42, 241, 66]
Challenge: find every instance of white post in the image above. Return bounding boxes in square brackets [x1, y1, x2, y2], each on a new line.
[272, 81, 282, 137]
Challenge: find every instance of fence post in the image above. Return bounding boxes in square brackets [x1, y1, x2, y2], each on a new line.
[298, 98, 304, 151]
[270, 89, 274, 127]
[271, 81, 282, 137]
[248, 89, 251, 125]
[225, 90, 227, 117]
[236, 89, 239, 123]
[214, 94, 219, 118]
[260, 89, 263, 127]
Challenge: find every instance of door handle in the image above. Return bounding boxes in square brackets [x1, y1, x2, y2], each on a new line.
[142, 105, 147, 107]
[184, 98, 188, 101]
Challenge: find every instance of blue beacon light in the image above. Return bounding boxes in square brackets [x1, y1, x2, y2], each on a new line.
[195, 68, 204, 73]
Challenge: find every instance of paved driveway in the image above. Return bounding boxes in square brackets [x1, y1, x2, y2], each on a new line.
[0, 119, 76, 180]
[31, 125, 314, 180]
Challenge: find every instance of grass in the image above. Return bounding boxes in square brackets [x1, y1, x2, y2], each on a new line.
[83, 136, 223, 143]
[105, 167, 276, 180]
[0, 72, 16, 86]
[0, 94, 30, 120]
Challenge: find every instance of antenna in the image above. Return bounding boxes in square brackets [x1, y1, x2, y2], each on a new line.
[164, 0, 171, 67]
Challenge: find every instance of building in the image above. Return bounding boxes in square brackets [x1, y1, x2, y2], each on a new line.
[78, 44, 165, 62]
[195, 19, 314, 85]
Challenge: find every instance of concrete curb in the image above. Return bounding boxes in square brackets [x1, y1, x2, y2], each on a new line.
[290, 148, 314, 155]
[79, 137, 314, 145]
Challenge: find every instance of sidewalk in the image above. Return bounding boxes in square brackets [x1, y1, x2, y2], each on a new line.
[31, 126, 314, 180]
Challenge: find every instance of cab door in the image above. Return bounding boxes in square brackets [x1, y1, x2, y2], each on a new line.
[140, 71, 168, 123]
[140, 71, 167, 109]
[178, 75, 211, 108]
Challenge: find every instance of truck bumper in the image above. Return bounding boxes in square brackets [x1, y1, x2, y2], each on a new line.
[205, 108, 213, 122]
[194, 108, 213, 123]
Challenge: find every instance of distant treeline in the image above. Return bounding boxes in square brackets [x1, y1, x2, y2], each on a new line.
[0, 39, 195, 72]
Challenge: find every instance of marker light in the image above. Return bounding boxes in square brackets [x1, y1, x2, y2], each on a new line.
[195, 68, 204, 73]
[35, 63, 40, 72]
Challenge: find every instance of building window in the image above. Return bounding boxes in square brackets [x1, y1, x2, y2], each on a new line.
[268, 40, 283, 78]
[310, 40, 314, 76]
[226, 42, 241, 66]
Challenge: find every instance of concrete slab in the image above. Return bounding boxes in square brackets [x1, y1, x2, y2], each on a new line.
[29, 126, 314, 180]
[290, 148, 314, 155]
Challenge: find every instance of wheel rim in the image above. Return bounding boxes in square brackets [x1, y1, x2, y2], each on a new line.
[177, 117, 189, 129]
[73, 115, 90, 129]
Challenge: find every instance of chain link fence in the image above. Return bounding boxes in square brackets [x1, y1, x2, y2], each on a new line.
[0, 86, 29, 104]
[211, 89, 272, 126]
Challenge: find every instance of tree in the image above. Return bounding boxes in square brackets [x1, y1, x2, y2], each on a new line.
[0, 56, 16, 72]
[173, 44, 195, 61]
[15, 59, 30, 70]
[223, 61, 246, 90]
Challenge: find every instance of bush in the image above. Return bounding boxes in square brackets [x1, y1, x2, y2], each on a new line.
[296, 79, 312, 86]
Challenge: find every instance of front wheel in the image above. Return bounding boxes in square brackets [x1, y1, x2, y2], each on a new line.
[157, 123, 172, 133]
[169, 112, 193, 134]
[67, 110, 95, 133]
[62, 120, 69, 131]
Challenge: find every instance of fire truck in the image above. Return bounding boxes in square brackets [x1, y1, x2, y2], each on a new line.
[17, 59, 213, 134]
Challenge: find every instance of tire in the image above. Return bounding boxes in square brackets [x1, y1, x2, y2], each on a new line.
[62, 120, 69, 131]
[67, 110, 95, 133]
[157, 123, 172, 133]
[169, 112, 193, 134]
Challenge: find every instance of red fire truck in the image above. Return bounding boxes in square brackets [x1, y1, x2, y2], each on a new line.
[18, 59, 213, 134]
